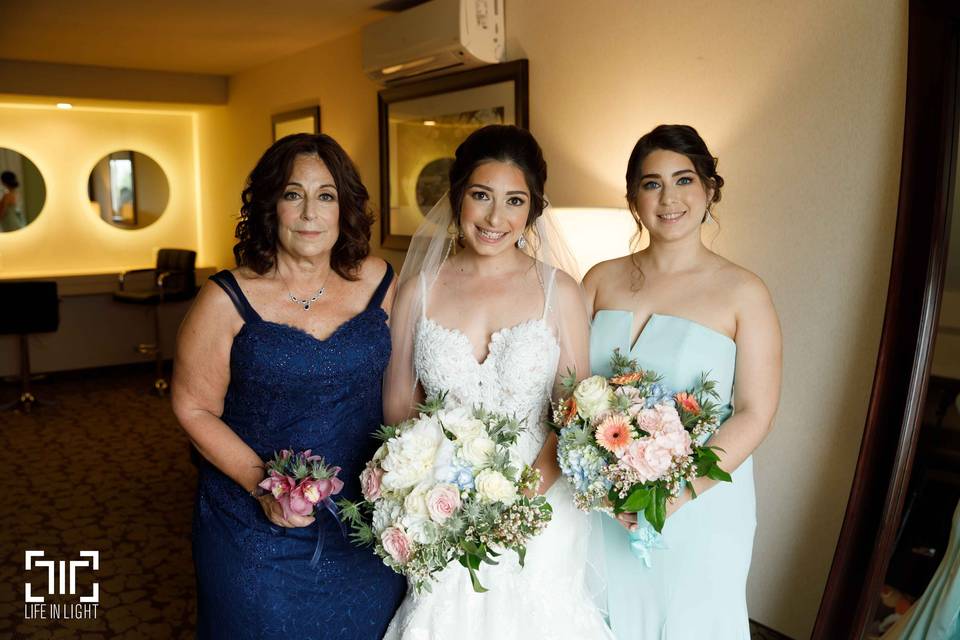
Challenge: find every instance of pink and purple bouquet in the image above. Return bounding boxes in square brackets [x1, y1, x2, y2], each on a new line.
[554, 351, 731, 542]
[339, 394, 552, 593]
[258, 449, 346, 564]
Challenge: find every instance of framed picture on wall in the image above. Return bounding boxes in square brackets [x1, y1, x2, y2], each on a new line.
[271, 106, 321, 142]
[378, 60, 529, 250]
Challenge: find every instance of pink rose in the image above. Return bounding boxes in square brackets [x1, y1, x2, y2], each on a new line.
[635, 409, 663, 434]
[425, 484, 461, 523]
[381, 526, 412, 564]
[360, 464, 384, 502]
[654, 405, 683, 434]
[655, 429, 692, 458]
[620, 437, 672, 482]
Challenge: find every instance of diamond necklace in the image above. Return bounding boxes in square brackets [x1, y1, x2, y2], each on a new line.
[276, 266, 331, 311]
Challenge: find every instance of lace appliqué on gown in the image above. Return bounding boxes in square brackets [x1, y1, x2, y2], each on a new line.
[384, 269, 613, 640]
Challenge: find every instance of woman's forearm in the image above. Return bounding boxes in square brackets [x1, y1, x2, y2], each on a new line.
[687, 409, 772, 497]
[530, 432, 561, 495]
[176, 409, 265, 492]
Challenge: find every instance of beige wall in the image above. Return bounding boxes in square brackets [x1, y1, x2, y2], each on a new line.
[0, 102, 200, 276]
[502, 1, 906, 636]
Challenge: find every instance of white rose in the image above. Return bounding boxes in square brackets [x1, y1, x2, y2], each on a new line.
[474, 469, 518, 504]
[440, 407, 487, 441]
[381, 416, 443, 491]
[401, 514, 439, 544]
[372, 498, 403, 533]
[575, 375, 614, 420]
[460, 435, 496, 468]
[403, 482, 431, 518]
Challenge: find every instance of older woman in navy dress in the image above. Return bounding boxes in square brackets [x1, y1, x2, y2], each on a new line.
[172, 133, 405, 638]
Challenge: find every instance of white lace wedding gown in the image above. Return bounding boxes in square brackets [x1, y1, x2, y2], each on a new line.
[384, 269, 613, 640]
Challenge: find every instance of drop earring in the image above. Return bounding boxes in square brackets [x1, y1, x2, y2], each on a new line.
[516, 235, 527, 249]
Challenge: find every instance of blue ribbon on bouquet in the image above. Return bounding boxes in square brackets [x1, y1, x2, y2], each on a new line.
[309, 497, 349, 568]
[627, 518, 666, 567]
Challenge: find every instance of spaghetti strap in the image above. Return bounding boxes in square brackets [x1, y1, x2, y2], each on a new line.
[210, 270, 262, 323]
[542, 266, 557, 320]
[366, 263, 395, 310]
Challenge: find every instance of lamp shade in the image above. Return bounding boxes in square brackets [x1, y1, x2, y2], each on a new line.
[551, 207, 641, 276]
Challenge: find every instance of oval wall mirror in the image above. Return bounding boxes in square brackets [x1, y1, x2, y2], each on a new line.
[88, 150, 169, 229]
[0, 147, 47, 233]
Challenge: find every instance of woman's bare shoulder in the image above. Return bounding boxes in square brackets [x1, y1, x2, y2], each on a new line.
[713, 257, 774, 311]
[357, 255, 389, 283]
[583, 254, 634, 289]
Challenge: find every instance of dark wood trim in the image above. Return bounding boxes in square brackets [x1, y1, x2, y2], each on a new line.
[813, 1, 960, 637]
[378, 60, 529, 251]
[271, 106, 321, 141]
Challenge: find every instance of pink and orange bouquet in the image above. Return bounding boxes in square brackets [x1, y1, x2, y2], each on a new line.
[554, 350, 731, 535]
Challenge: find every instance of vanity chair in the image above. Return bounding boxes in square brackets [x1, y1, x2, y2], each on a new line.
[113, 249, 197, 395]
[0, 280, 60, 413]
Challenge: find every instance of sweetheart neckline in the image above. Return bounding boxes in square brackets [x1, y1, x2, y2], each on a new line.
[592, 310, 737, 353]
[241, 307, 386, 345]
[418, 316, 556, 367]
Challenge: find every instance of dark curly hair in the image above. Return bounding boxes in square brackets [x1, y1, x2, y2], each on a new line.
[234, 133, 373, 280]
[448, 125, 547, 228]
[625, 124, 724, 224]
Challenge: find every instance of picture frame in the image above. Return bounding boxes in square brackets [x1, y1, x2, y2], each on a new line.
[271, 106, 321, 142]
[378, 60, 529, 250]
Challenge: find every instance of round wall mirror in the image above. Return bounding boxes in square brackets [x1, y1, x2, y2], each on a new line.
[88, 151, 169, 229]
[0, 147, 47, 233]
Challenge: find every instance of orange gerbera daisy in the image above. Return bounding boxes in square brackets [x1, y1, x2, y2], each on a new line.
[674, 392, 701, 415]
[610, 372, 644, 385]
[595, 414, 634, 453]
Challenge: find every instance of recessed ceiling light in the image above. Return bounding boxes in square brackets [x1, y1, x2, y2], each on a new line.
[423, 120, 437, 126]
[56, 103, 73, 109]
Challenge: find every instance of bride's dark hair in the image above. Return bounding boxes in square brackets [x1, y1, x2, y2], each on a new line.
[448, 125, 548, 228]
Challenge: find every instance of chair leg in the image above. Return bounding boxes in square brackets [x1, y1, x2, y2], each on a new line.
[152, 305, 168, 396]
[1, 334, 48, 413]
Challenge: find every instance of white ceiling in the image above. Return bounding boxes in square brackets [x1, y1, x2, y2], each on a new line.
[0, 0, 388, 75]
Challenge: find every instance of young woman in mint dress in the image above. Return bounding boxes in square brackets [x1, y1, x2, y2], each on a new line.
[582, 124, 782, 639]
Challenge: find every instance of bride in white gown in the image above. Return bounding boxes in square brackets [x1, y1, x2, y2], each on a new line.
[382, 125, 613, 640]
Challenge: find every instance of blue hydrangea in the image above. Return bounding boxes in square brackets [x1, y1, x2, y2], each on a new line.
[557, 438, 608, 494]
[438, 462, 475, 490]
[644, 383, 676, 408]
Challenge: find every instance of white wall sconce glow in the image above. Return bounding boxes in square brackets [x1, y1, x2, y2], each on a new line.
[423, 120, 437, 126]
[56, 102, 73, 109]
[551, 207, 641, 277]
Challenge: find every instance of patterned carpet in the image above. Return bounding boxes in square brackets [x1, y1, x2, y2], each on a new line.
[0, 365, 793, 640]
[1, 366, 196, 639]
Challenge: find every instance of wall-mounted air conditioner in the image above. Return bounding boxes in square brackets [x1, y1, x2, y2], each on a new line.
[362, 0, 504, 85]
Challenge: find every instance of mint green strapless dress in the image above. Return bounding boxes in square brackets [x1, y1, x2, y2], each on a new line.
[590, 311, 756, 639]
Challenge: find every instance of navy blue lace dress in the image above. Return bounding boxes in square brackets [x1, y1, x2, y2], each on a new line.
[192, 265, 405, 639]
